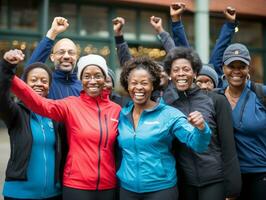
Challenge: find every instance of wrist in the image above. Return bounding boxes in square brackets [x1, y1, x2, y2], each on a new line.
[171, 15, 181, 22]
[46, 29, 58, 40]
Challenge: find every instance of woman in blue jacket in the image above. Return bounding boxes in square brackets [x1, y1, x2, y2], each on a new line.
[0, 49, 64, 200]
[117, 57, 211, 200]
[220, 43, 266, 200]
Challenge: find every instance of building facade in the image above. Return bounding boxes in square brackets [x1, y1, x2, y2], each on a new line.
[0, 0, 266, 83]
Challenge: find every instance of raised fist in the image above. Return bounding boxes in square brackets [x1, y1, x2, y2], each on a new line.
[224, 7, 236, 22]
[150, 16, 164, 33]
[112, 17, 125, 36]
[47, 17, 69, 40]
[3, 49, 25, 65]
[188, 111, 206, 130]
[170, 2, 186, 22]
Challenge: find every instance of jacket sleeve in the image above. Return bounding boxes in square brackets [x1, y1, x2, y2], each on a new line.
[171, 21, 190, 47]
[11, 76, 67, 122]
[209, 22, 237, 87]
[0, 60, 20, 127]
[157, 31, 176, 53]
[172, 116, 211, 153]
[26, 36, 55, 66]
[115, 35, 132, 67]
[214, 93, 241, 197]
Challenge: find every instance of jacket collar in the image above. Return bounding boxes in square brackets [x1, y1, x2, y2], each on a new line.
[79, 89, 110, 104]
[163, 81, 201, 104]
[121, 99, 165, 116]
[53, 69, 79, 83]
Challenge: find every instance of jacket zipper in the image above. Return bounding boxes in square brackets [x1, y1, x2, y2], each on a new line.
[239, 90, 250, 126]
[40, 118, 48, 195]
[96, 101, 103, 190]
[104, 114, 108, 148]
[185, 92, 200, 184]
[133, 131, 140, 192]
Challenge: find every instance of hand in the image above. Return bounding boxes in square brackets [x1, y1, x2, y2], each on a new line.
[3, 49, 25, 65]
[188, 111, 205, 130]
[46, 17, 69, 40]
[224, 7, 236, 22]
[150, 16, 164, 33]
[112, 17, 125, 36]
[170, 2, 186, 22]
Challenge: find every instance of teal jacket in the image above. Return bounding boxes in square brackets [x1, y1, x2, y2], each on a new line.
[117, 101, 211, 193]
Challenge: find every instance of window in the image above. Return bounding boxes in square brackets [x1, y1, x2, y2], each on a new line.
[249, 53, 264, 83]
[116, 9, 137, 40]
[50, 3, 77, 34]
[140, 11, 167, 41]
[8, 0, 38, 31]
[0, 0, 8, 29]
[80, 6, 108, 37]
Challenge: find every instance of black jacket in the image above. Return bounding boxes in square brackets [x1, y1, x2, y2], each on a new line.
[163, 81, 241, 196]
[0, 60, 66, 183]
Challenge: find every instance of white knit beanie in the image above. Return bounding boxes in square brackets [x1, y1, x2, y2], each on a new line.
[77, 54, 108, 80]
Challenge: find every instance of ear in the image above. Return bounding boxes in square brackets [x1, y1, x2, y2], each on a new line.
[50, 53, 55, 62]
[222, 65, 226, 74]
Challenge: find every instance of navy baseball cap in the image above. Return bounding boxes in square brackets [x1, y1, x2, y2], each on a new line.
[223, 43, 251, 65]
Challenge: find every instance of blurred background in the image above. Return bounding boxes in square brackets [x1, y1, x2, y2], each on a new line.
[0, 0, 266, 198]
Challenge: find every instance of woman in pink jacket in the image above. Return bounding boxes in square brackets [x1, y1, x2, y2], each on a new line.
[8, 51, 121, 200]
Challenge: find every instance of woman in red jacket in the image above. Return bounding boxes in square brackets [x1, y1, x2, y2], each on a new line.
[8, 51, 121, 200]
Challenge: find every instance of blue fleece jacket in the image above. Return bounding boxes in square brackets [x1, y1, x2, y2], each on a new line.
[26, 36, 82, 99]
[218, 81, 266, 173]
[117, 101, 211, 193]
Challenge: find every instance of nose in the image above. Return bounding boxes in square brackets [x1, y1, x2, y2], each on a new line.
[177, 69, 185, 76]
[62, 51, 71, 59]
[35, 79, 44, 86]
[135, 83, 143, 90]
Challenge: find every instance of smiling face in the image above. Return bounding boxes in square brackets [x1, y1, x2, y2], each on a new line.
[26, 68, 50, 97]
[104, 76, 113, 92]
[50, 38, 78, 72]
[223, 60, 249, 88]
[196, 75, 214, 91]
[81, 65, 105, 97]
[128, 68, 154, 107]
[170, 58, 196, 91]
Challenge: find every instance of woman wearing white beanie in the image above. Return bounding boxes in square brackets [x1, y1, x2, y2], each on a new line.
[9, 53, 121, 200]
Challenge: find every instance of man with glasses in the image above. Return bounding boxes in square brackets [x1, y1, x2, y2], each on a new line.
[26, 17, 82, 99]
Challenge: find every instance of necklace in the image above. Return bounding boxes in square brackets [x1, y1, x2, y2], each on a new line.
[225, 88, 241, 109]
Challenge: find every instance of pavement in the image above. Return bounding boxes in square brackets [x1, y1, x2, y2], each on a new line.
[0, 128, 10, 200]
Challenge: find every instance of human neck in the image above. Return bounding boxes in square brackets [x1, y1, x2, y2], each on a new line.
[133, 100, 156, 114]
[227, 84, 245, 98]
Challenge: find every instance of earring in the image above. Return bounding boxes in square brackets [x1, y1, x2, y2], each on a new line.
[247, 74, 251, 80]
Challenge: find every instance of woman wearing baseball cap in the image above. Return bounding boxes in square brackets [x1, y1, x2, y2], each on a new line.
[221, 43, 266, 200]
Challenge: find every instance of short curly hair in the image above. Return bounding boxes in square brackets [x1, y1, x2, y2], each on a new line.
[120, 57, 161, 93]
[22, 62, 52, 87]
[164, 47, 202, 76]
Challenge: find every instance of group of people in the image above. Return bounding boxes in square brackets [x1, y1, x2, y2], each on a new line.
[0, 2, 265, 200]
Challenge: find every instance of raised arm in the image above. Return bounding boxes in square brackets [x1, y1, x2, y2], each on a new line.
[113, 17, 132, 66]
[0, 50, 24, 126]
[11, 75, 68, 122]
[209, 7, 237, 87]
[173, 111, 211, 153]
[150, 16, 175, 53]
[170, 2, 190, 47]
[26, 17, 69, 66]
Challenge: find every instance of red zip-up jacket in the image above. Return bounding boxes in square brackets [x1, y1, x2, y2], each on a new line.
[11, 76, 121, 190]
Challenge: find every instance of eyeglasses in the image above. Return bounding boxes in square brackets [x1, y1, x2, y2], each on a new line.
[82, 74, 104, 81]
[53, 49, 77, 56]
